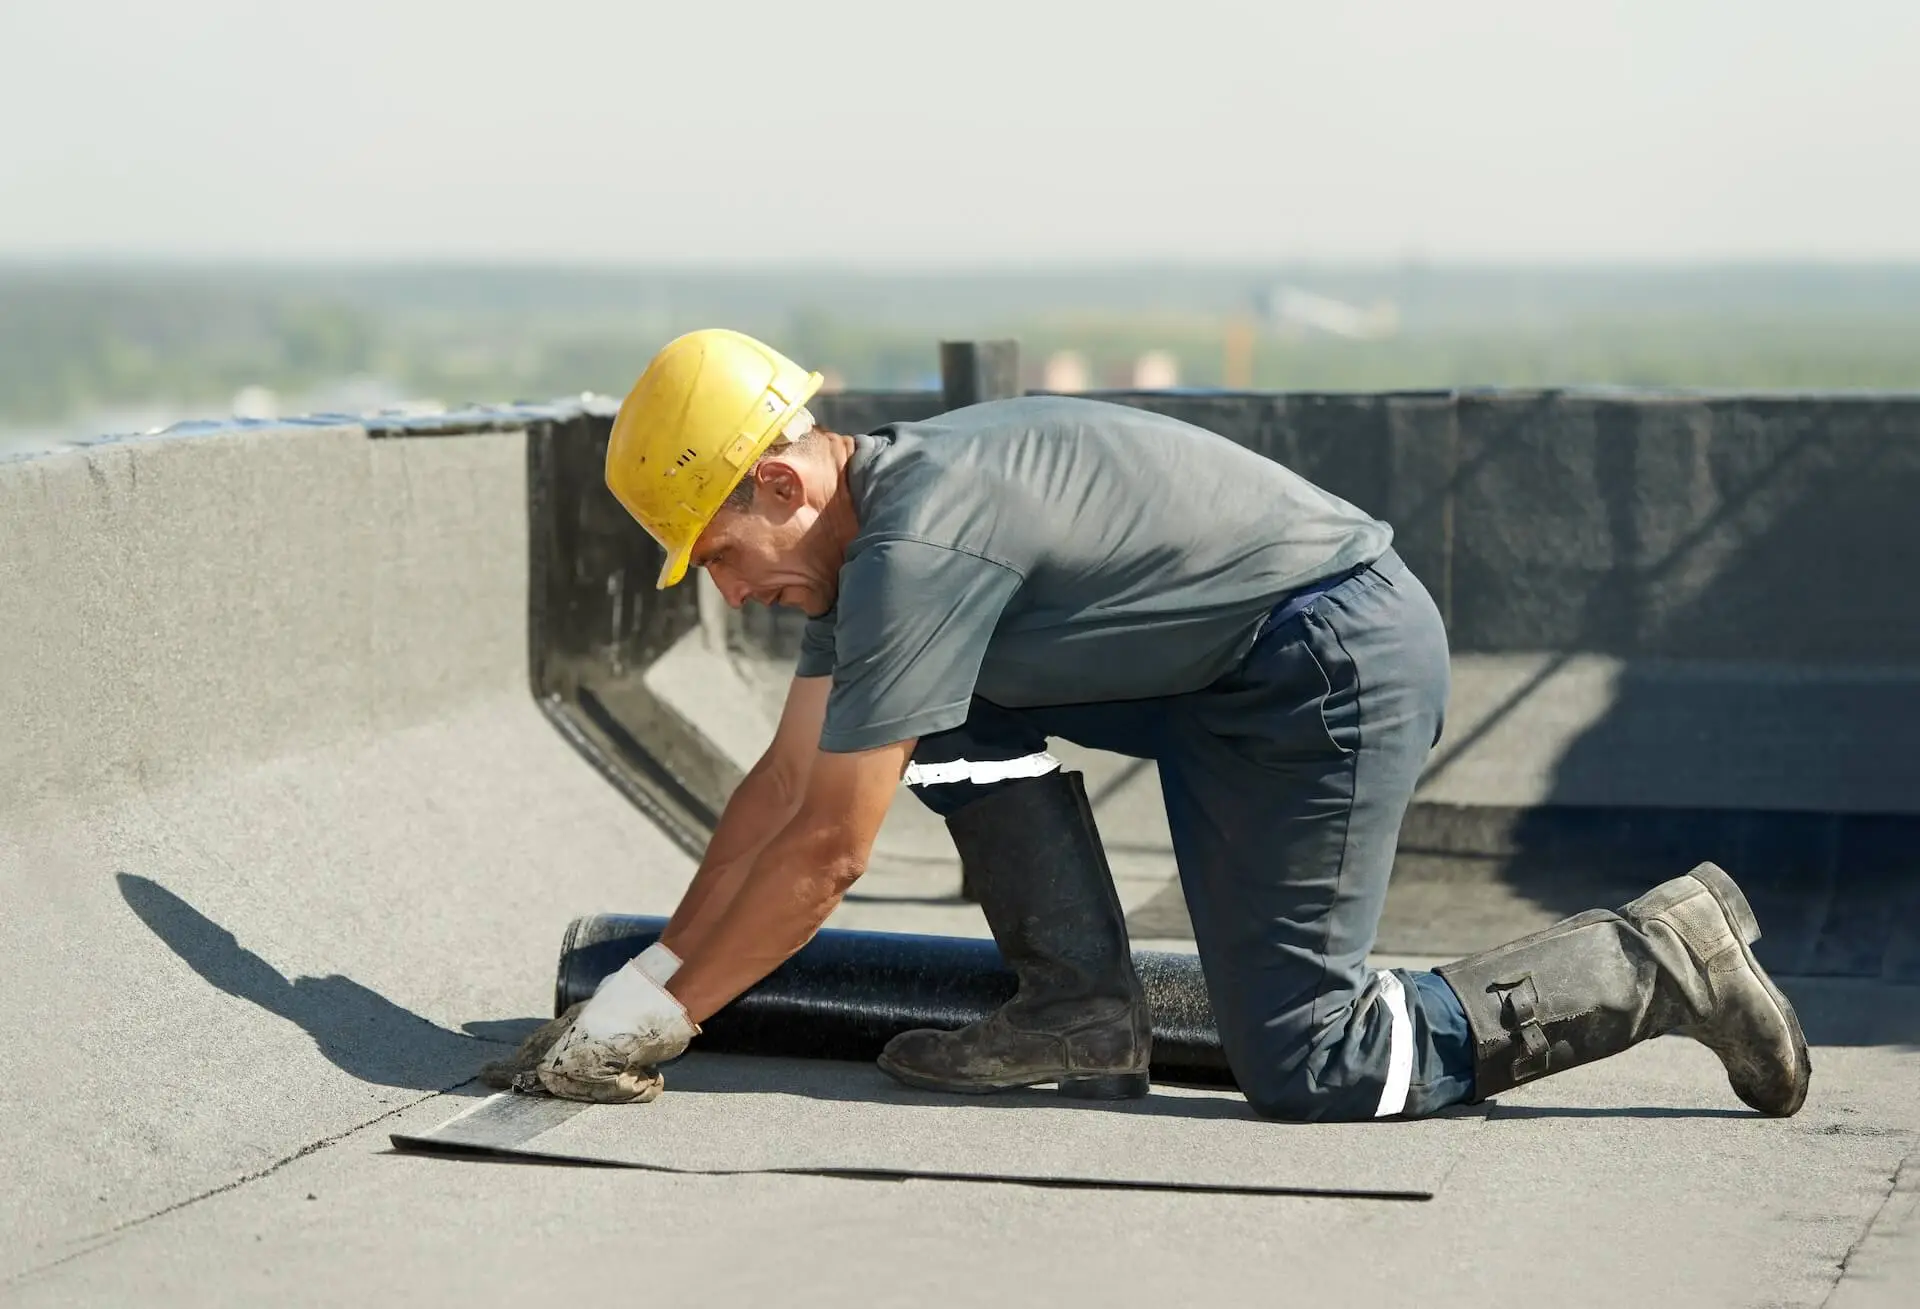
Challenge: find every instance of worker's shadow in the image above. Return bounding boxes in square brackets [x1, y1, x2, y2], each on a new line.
[671, 1057, 1786, 1124]
[667, 1052, 1329, 1124]
[116, 873, 542, 1092]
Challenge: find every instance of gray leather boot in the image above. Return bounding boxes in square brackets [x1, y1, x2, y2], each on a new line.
[1436, 861, 1811, 1116]
[877, 769, 1153, 1100]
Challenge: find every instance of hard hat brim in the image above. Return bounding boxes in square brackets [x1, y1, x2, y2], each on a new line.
[656, 542, 693, 590]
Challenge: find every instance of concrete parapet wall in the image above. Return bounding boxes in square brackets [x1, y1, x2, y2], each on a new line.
[0, 410, 693, 1277]
[0, 424, 529, 809]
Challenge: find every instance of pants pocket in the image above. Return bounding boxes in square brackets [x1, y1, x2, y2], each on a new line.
[1194, 617, 1357, 767]
[1301, 613, 1359, 757]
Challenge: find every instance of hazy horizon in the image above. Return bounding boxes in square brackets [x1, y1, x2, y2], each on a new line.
[5, 1, 1917, 265]
[9, 255, 1920, 272]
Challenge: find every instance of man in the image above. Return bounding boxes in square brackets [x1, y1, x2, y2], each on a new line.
[530, 328, 1811, 1122]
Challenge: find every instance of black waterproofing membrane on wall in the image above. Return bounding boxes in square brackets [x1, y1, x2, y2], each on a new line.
[367, 393, 1920, 982]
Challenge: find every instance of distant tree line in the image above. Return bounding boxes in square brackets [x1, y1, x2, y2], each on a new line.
[5, 266, 1919, 432]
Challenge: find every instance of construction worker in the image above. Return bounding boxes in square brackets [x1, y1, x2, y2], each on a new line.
[530, 328, 1811, 1122]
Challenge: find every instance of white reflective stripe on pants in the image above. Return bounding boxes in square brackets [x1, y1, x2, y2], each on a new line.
[903, 752, 1060, 788]
[1373, 970, 1414, 1118]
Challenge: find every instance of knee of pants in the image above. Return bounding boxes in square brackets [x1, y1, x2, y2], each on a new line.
[1238, 1064, 1392, 1124]
[1238, 1065, 1337, 1124]
[1212, 1013, 1328, 1122]
[1226, 1017, 1390, 1124]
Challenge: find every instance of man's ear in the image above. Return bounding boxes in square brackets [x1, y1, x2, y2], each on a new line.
[758, 457, 804, 506]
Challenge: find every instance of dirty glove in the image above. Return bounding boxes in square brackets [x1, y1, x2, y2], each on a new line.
[531, 942, 698, 1103]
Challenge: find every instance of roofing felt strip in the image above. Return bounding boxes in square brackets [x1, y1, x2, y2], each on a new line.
[392, 1053, 1487, 1199]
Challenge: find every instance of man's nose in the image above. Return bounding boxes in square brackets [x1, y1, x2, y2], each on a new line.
[711, 570, 750, 610]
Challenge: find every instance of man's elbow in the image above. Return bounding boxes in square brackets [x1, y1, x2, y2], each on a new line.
[785, 823, 867, 899]
[811, 836, 867, 897]
[750, 754, 808, 813]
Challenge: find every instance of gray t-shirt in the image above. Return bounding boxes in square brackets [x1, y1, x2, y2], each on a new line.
[797, 395, 1391, 752]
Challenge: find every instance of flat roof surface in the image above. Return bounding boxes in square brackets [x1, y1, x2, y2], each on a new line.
[5, 423, 1915, 1308]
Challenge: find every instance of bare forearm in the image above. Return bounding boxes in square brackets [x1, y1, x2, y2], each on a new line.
[667, 821, 859, 1024]
[660, 762, 802, 959]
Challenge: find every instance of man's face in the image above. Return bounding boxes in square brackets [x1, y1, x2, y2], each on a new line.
[689, 460, 838, 617]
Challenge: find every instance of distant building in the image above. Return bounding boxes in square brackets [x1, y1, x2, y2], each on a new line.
[231, 386, 279, 420]
[1132, 351, 1180, 390]
[1042, 351, 1091, 393]
[1265, 285, 1400, 340]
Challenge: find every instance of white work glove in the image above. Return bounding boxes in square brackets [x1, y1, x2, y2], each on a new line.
[533, 942, 699, 1103]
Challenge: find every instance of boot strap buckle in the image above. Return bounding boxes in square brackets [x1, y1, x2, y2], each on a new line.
[1496, 976, 1552, 1081]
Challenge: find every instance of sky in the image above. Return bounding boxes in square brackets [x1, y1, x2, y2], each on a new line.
[2, 0, 1917, 265]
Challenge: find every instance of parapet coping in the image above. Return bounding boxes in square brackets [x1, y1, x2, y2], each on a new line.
[0, 395, 623, 466]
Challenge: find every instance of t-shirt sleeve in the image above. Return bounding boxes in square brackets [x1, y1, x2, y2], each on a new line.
[818, 538, 1023, 753]
[794, 612, 836, 679]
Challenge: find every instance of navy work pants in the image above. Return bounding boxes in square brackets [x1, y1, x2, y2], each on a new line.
[906, 550, 1476, 1121]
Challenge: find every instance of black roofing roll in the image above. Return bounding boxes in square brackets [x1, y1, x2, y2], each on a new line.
[556, 914, 1235, 1089]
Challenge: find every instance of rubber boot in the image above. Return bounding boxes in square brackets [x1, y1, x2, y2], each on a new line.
[1435, 861, 1811, 1116]
[877, 770, 1153, 1100]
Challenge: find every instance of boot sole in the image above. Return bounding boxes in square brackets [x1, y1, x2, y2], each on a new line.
[876, 1051, 1151, 1101]
[1686, 861, 1813, 1117]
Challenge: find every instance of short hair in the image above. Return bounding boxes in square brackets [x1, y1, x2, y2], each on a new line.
[721, 408, 818, 513]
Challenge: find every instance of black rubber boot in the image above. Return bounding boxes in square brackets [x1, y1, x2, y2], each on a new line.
[877, 769, 1153, 1100]
[1435, 861, 1811, 1116]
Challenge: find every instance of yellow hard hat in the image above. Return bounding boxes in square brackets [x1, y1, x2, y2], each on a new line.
[606, 329, 824, 589]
